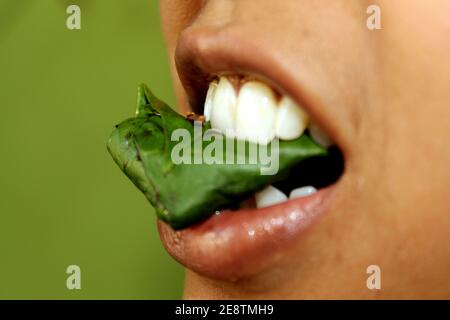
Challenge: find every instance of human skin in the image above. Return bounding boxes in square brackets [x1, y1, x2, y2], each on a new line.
[158, 0, 450, 299]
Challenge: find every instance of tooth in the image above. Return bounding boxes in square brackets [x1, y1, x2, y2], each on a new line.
[289, 186, 317, 199]
[255, 185, 288, 208]
[204, 81, 217, 122]
[210, 77, 238, 135]
[309, 122, 333, 148]
[275, 96, 309, 140]
[235, 81, 277, 145]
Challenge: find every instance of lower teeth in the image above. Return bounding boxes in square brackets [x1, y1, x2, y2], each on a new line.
[289, 186, 317, 199]
[240, 145, 344, 210]
[255, 185, 288, 209]
[254, 184, 318, 209]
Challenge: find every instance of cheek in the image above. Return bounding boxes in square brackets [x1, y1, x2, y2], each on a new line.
[340, 0, 450, 290]
[160, 0, 204, 52]
[160, 0, 205, 113]
[375, 1, 450, 197]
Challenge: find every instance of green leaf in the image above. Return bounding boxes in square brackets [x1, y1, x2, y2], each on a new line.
[107, 84, 327, 229]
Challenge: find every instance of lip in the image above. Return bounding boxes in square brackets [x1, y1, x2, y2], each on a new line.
[173, 25, 344, 150]
[157, 24, 344, 281]
[158, 184, 336, 281]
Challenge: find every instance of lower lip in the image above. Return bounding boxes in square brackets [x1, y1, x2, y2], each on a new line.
[157, 184, 336, 281]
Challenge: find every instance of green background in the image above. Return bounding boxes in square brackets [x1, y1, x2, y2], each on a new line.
[0, 0, 185, 299]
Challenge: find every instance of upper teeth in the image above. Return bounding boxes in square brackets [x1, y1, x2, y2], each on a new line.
[236, 81, 278, 144]
[276, 96, 309, 141]
[308, 121, 333, 148]
[203, 81, 217, 122]
[205, 76, 310, 145]
[210, 77, 237, 136]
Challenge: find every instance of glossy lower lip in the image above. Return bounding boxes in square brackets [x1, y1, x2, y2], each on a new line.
[157, 184, 336, 281]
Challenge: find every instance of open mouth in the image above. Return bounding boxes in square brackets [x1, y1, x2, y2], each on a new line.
[158, 73, 345, 281]
[199, 74, 344, 211]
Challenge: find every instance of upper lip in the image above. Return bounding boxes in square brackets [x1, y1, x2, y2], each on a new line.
[174, 26, 340, 147]
[157, 24, 344, 281]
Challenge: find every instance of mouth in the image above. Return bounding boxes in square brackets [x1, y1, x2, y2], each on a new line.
[158, 28, 346, 281]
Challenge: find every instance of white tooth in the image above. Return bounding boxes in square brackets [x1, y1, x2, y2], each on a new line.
[309, 122, 333, 148]
[289, 186, 317, 199]
[204, 81, 217, 122]
[210, 77, 237, 135]
[255, 185, 288, 208]
[275, 96, 309, 140]
[235, 81, 277, 145]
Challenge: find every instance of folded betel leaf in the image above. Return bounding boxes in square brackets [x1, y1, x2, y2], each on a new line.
[107, 84, 328, 230]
